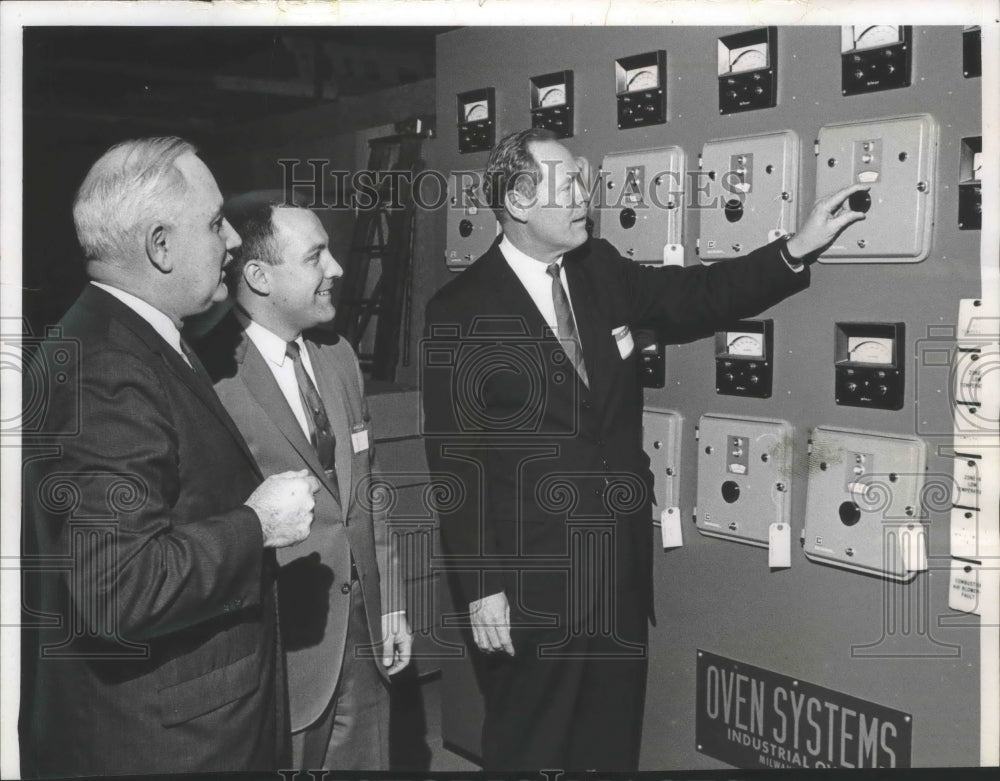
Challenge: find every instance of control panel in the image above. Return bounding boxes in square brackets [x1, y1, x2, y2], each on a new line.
[698, 130, 799, 262]
[834, 322, 905, 410]
[530, 70, 574, 138]
[642, 407, 683, 525]
[717, 27, 777, 114]
[715, 319, 773, 398]
[803, 426, 927, 581]
[815, 114, 938, 263]
[599, 146, 685, 265]
[615, 51, 667, 130]
[840, 25, 912, 96]
[457, 87, 496, 154]
[445, 174, 498, 271]
[696, 414, 793, 548]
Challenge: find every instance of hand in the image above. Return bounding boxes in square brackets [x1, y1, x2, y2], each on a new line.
[381, 612, 413, 675]
[469, 592, 514, 656]
[245, 469, 320, 548]
[786, 183, 869, 260]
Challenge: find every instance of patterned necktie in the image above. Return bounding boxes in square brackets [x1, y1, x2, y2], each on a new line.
[546, 262, 589, 387]
[285, 342, 339, 494]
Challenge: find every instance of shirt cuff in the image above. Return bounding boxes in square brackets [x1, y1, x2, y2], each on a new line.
[778, 236, 806, 272]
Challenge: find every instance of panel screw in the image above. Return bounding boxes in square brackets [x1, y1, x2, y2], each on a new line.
[917, 181, 928, 192]
[846, 547, 855, 557]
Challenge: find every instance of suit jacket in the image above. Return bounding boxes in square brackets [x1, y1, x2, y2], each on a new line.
[19, 285, 285, 778]
[199, 314, 403, 733]
[422, 236, 810, 629]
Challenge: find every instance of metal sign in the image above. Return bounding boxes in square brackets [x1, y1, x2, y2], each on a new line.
[696, 650, 912, 769]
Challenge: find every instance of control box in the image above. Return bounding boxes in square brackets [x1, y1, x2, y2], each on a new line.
[815, 114, 938, 263]
[599, 146, 685, 265]
[803, 426, 928, 581]
[445, 174, 498, 271]
[642, 407, 683, 524]
[698, 130, 799, 262]
[696, 414, 793, 547]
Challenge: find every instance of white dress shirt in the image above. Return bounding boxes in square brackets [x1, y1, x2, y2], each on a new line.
[238, 313, 319, 440]
[90, 282, 191, 366]
[499, 235, 583, 339]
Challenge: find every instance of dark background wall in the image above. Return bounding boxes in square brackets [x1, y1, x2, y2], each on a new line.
[427, 25, 983, 769]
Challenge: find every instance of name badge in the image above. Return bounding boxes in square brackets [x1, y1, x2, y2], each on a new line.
[613, 324, 635, 359]
[351, 424, 370, 454]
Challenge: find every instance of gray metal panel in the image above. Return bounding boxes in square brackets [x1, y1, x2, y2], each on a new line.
[428, 25, 982, 770]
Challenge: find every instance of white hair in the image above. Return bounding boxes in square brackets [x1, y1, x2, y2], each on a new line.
[72, 137, 196, 263]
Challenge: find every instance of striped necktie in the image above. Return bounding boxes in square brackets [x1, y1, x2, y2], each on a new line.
[546, 262, 589, 387]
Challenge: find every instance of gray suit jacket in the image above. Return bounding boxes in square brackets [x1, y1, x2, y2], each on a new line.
[199, 315, 403, 732]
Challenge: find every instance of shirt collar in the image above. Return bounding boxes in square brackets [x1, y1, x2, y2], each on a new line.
[90, 281, 184, 356]
[499, 235, 563, 277]
[237, 309, 305, 367]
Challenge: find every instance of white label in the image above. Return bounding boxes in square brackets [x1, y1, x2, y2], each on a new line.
[351, 428, 370, 453]
[900, 524, 927, 572]
[768, 523, 791, 568]
[613, 325, 635, 359]
[660, 507, 683, 548]
[663, 244, 684, 266]
[948, 559, 982, 615]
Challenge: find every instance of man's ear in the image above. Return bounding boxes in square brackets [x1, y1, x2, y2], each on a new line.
[145, 222, 171, 273]
[242, 260, 270, 296]
[504, 188, 530, 225]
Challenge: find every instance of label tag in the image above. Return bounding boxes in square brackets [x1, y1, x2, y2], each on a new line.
[948, 559, 981, 615]
[660, 507, 683, 548]
[768, 522, 791, 568]
[351, 425, 370, 454]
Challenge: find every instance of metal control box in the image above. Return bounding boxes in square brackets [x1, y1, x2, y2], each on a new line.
[599, 146, 685, 265]
[695, 414, 793, 547]
[445, 174, 498, 270]
[698, 130, 799, 262]
[815, 114, 938, 263]
[803, 426, 928, 580]
[642, 407, 683, 523]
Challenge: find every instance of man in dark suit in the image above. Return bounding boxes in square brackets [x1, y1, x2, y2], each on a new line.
[421, 128, 867, 771]
[19, 138, 319, 778]
[199, 192, 411, 770]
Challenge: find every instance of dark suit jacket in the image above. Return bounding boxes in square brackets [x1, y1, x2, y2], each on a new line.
[199, 315, 404, 733]
[19, 285, 285, 778]
[422, 236, 810, 629]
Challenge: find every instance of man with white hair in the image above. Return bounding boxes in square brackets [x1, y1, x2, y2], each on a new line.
[19, 137, 319, 778]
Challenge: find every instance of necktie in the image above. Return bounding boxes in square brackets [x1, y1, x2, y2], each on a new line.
[179, 338, 214, 386]
[546, 262, 589, 387]
[286, 342, 340, 496]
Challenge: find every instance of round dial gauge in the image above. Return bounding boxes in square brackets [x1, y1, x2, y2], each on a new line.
[464, 102, 488, 122]
[729, 47, 767, 73]
[626, 68, 658, 92]
[848, 338, 893, 365]
[855, 25, 901, 49]
[539, 87, 566, 107]
[727, 333, 764, 357]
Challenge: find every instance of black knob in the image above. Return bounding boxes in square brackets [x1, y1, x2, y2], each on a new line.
[721, 481, 741, 504]
[459, 219, 474, 238]
[620, 208, 637, 229]
[848, 190, 872, 213]
[724, 198, 744, 223]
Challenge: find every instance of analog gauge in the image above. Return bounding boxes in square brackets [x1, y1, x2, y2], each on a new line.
[729, 45, 767, 73]
[847, 336, 893, 365]
[972, 151, 982, 181]
[727, 332, 764, 358]
[854, 25, 901, 50]
[464, 101, 489, 122]
[539, 86, 566, 107]
[626, 67, 658, 92]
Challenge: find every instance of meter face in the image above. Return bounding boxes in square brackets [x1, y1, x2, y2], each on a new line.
[728, 44, 767, 73]
[852, 25, 902, 50]
[539, 86, 566, 107]
[626, 67, 658, 91]
[726, 331, 764, 357]
[847, 336, 894, 365]
[464, 101, 488, 122]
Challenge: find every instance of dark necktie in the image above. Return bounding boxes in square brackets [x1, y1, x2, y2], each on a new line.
[546, 262, 589, 387]
[179, 338, 214, 386]
[285, 342, 340, 494]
